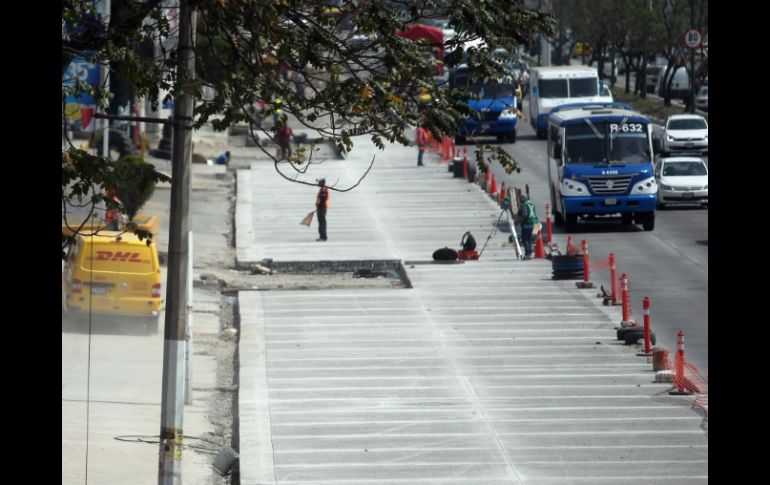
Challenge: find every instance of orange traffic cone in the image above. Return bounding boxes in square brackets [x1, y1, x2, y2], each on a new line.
[499, 183, 506, 205]
[534, 232, 546, 258]
[441, 137, 451, 162]
[484, 168, 490, 190]
[463, 151, 468, 179]
[566, 235, 578, 256]
[489, 175, 498, 196]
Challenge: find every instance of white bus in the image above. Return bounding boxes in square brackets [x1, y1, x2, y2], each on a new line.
[528, 66, 608, 139]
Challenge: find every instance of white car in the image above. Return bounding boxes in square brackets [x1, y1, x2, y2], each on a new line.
[660, 114, 708, 156]
[654, 157, 708, 209]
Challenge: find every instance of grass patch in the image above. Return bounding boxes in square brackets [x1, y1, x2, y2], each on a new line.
[610, 87, 707, 124]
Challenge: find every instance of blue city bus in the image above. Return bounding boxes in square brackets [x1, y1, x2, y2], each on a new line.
[547, 102, 658, 231]
[449, 65, 519, 144]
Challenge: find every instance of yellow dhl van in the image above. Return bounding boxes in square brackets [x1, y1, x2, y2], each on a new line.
[63, 232, 163, 318]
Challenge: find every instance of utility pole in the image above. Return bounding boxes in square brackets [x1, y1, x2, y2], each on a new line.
[158, 1, 196, 483]
[539, 0, 551, 66]
[689, 0, 696, 113]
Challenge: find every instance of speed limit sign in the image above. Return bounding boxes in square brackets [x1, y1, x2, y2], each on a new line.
[684, 28, 702, 49]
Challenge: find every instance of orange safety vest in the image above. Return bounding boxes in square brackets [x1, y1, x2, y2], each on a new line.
[416, 127, 428, 149]
[105, 195, 121, 223]
[316, 187, 329, 209]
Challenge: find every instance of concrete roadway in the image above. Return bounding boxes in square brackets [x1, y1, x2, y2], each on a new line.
[484, 101, 708, 375]
[236, 135, 708, 484]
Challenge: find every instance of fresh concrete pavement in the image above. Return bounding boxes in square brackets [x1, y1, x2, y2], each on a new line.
[236, 136, 707, 483]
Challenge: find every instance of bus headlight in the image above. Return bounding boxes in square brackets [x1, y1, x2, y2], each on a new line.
[561, 179, 589, 196]
[634, 177, 657, 194]
[498, 109, 518, 120]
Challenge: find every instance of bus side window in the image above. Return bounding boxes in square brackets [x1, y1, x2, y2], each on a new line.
[550, 127, 563, 165]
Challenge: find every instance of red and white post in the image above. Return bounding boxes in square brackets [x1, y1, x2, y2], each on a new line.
[669, 330, 691, 395]
[545, 203, 553, 244]
[609, 253, 618, 306]
[576, 239, 594, 288]
[642, 297, 652, 355]
[620, 273, 631, 323]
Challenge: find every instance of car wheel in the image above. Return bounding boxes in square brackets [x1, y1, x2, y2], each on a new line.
[621, 213, 633, 225]
[508, 129, 517, 143]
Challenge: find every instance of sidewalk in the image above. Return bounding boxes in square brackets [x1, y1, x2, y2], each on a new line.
[62, 124, 242, 485]
[235, 138, 708, 483]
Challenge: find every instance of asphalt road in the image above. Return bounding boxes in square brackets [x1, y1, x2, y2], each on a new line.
[481, 102, 708, 375]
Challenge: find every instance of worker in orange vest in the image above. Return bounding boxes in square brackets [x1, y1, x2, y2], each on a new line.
[416, 125, 429, 166]
[315, 178, 330, 241]
[105, 188, 122, 231]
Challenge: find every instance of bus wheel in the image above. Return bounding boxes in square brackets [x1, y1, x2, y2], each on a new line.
[564, 211, 577, 232]
[551, 192, 563, 225]
[508, 129, 517, 143]
[639, 212, 655, 231]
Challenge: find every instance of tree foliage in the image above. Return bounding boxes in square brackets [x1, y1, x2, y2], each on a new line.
[62, 0, 555, 256]
[113, 155, 159, 220]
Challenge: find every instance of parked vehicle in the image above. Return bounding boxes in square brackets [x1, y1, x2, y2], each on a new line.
[573, 42, 593, 57]
[654, 157, 708, 209]
[658, 114, 708, 156]
[63, 231, 163, 320]
[645, 64, 666, 94]
[547, 102, 657, 231]
[658, 66, 690, 100]
[695, 86, 708, 111]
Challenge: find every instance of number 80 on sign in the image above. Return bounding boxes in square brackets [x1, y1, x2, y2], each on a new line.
[684, 28, 702, 49]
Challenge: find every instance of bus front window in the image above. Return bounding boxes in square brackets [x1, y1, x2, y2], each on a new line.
[565, 122, 651, 165]
[539, 79, 568, 98]
[564, 123, 606, 165]
[569, 78, 599, 97]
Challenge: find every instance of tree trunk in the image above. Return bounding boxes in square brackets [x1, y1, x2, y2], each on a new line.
[636, 53, 647, 99]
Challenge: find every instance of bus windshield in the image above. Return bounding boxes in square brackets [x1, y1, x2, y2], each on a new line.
[564, 121, 650, 165]
[539, 79, 568, 98]
[569, 78, 598, 97]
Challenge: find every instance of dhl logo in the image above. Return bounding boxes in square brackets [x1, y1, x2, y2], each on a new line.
[90, 251, 147, 262]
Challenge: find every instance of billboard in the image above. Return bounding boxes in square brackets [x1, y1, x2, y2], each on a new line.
[63, 56, 100, 132]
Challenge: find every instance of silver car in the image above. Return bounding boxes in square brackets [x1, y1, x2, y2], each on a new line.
[654, 157, 708, 209]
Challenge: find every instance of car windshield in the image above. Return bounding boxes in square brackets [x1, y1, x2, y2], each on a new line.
[668, 118, 707, 130]
[662, 161, 707, 176]
[467, 83, 514, 98]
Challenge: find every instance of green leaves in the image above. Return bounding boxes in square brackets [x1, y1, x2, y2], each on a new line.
[63, 0, 553, 247]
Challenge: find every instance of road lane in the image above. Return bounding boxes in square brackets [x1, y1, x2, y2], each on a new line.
[479, 100, 708, 374]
